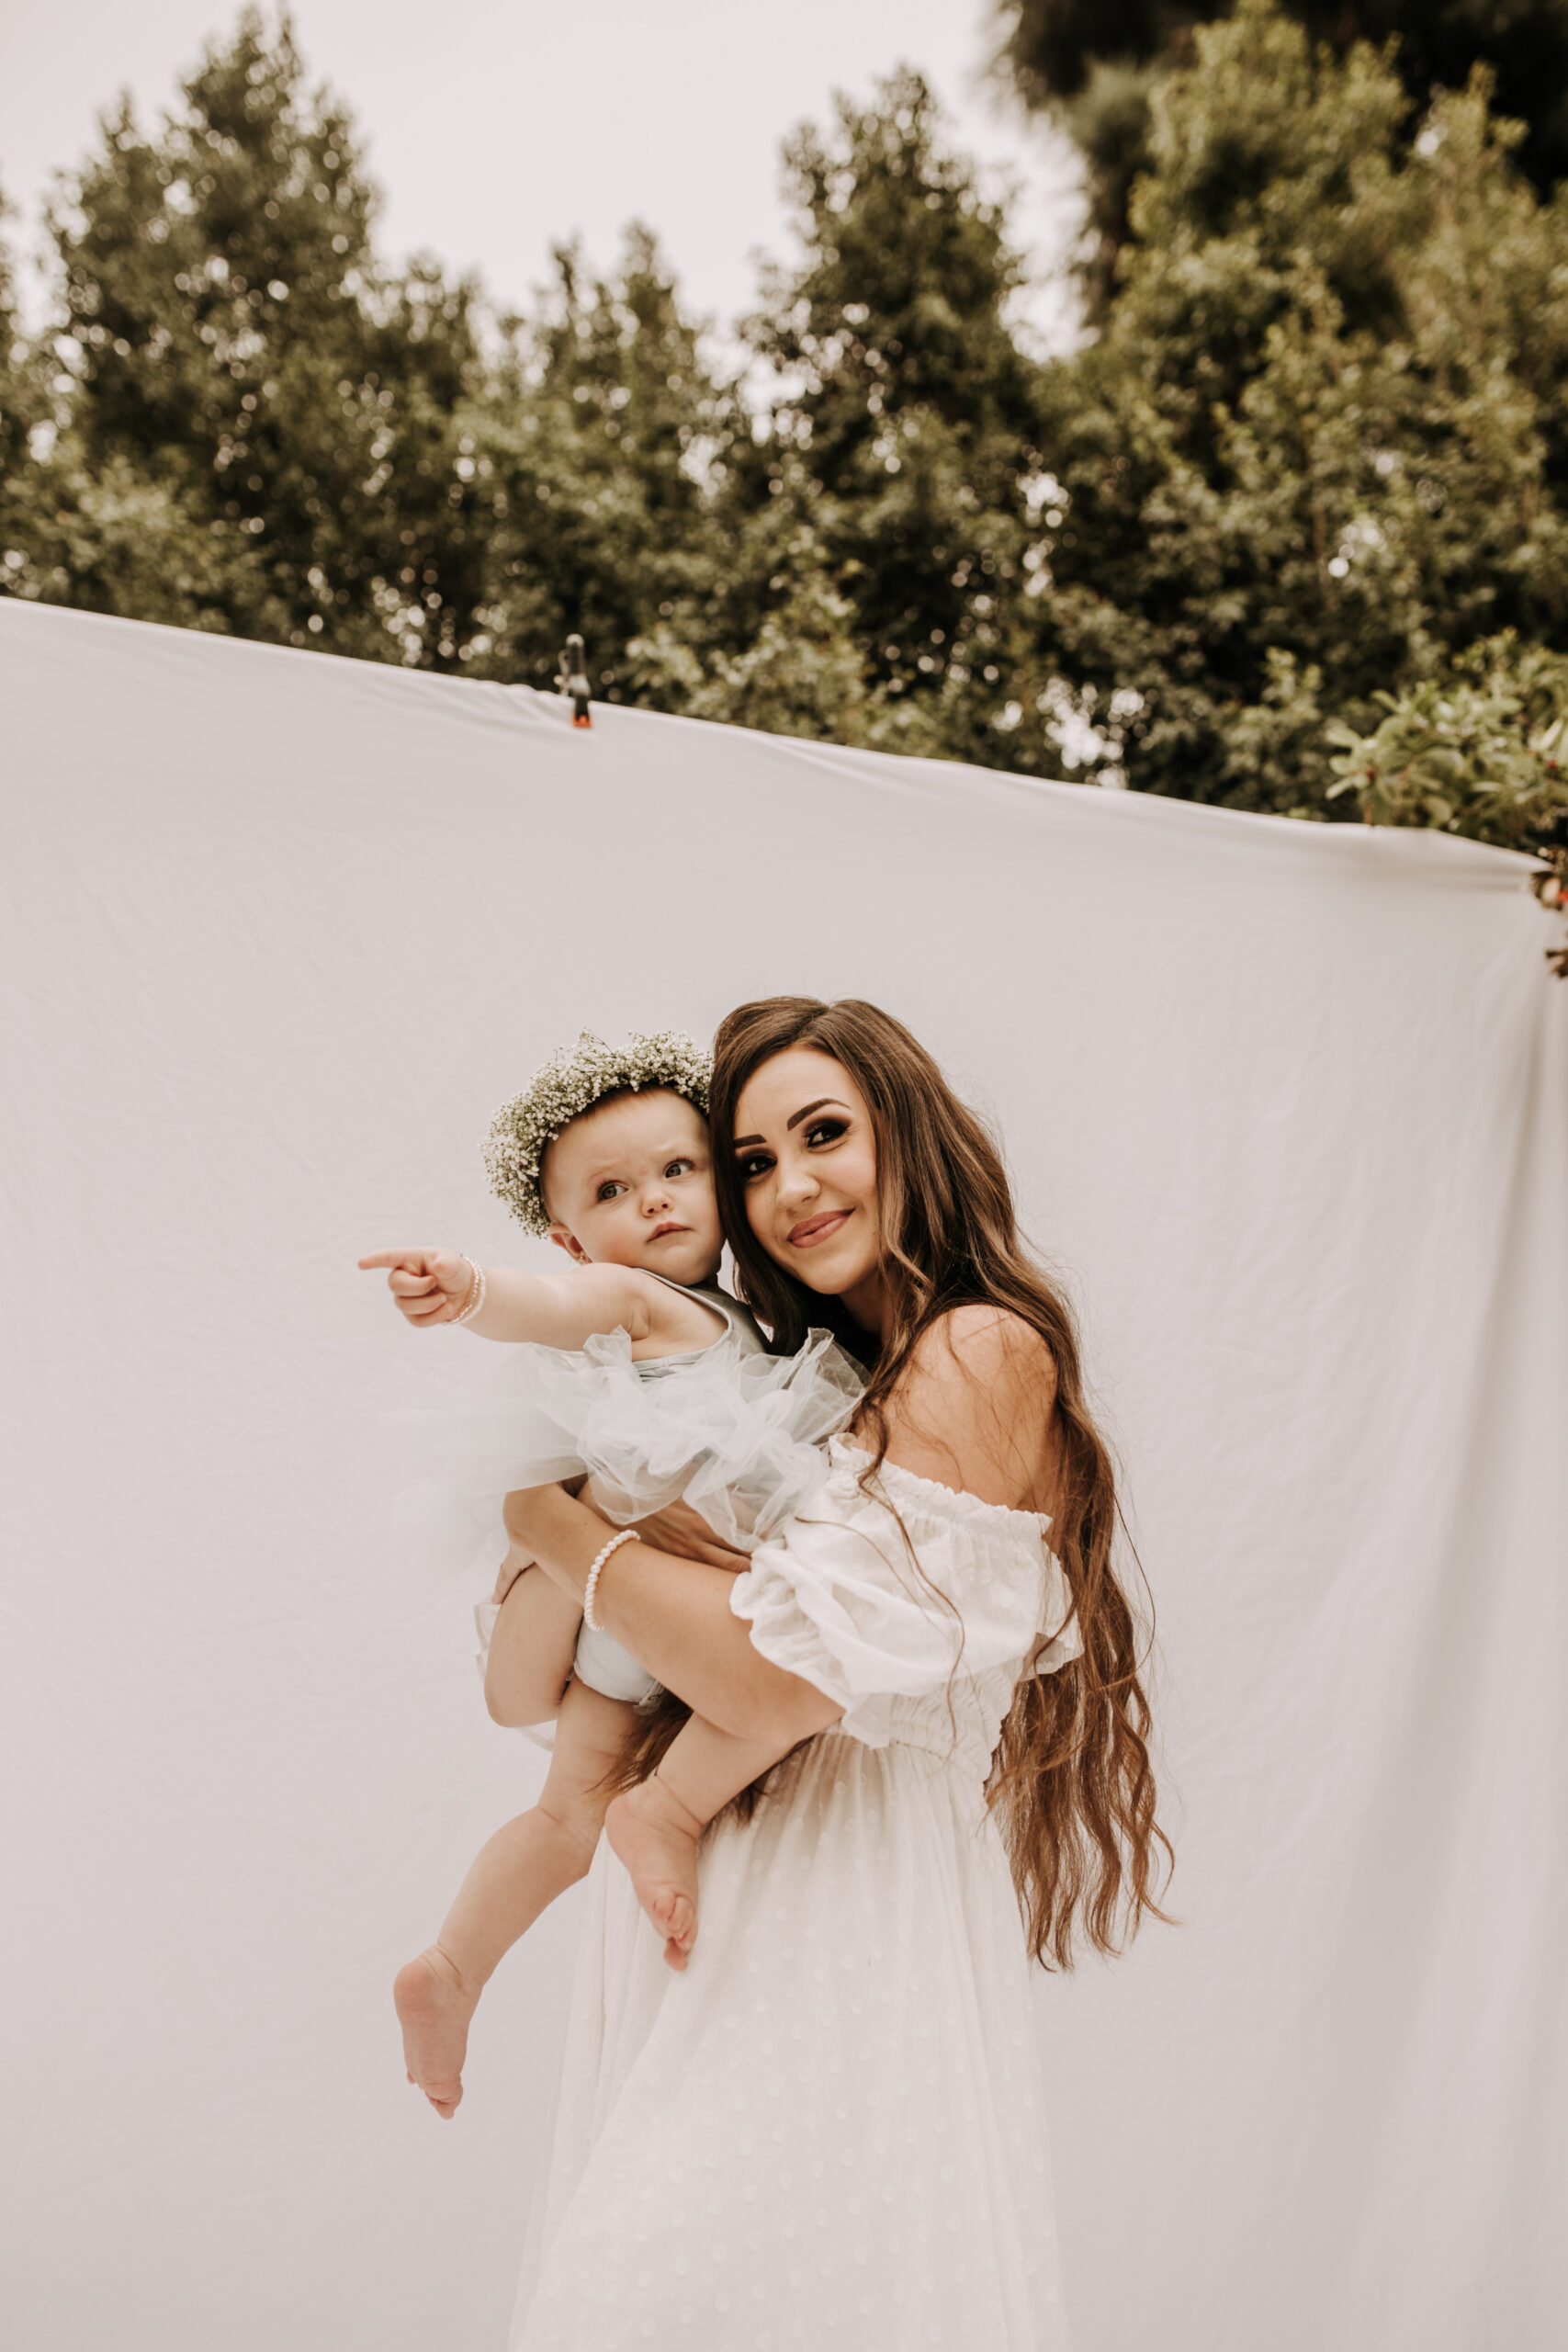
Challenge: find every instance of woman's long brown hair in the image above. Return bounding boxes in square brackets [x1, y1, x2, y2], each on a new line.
[704, 994, 1173, 1969]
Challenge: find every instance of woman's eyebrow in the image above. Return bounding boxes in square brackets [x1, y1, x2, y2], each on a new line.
[732, 1097, 851, 1151]
[787, 1096, 849, 1131]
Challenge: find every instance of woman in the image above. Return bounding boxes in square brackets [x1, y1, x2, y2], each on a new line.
[489, 996, 1168, 2350]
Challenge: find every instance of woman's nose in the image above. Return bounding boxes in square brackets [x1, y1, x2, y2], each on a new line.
[774, 1160, 818, 1211]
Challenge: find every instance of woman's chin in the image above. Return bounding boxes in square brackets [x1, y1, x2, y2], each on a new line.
[787, 1244, 875, 1300]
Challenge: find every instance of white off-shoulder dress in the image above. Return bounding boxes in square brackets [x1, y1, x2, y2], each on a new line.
[510, 1436, 1083, 2352]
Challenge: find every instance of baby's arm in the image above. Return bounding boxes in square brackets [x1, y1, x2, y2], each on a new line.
[358, 1247, 714, 1354]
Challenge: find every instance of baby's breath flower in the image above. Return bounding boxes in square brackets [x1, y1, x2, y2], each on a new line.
[483, 1029, 713, 1235]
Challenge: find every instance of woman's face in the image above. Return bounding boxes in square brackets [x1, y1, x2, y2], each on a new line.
[731, 1046, 883, 1320]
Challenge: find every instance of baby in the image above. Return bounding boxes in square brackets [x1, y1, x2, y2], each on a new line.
[361, 1031, 858, 2117]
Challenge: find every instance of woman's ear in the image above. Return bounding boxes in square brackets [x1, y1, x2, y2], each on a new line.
[547, 1224, 592, 1267]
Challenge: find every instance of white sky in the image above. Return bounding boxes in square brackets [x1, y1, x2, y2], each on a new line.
[1, 0, 1086, 349]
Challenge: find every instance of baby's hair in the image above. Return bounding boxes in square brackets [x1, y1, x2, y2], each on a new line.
[483, 1030, 711, 1237]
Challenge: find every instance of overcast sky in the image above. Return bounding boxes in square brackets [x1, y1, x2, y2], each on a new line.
[2, 0, 1086, 345]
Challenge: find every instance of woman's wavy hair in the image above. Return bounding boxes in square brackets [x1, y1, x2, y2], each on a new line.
[705, 993, 1173, 1969]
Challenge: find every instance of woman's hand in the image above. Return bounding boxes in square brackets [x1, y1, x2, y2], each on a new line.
[504, 1483, 745, 1573]
[357, 1245, 474, 1327]
[489, 1483, 834, 1747]
[622, 1498, 749, 1571]
[492, 1544, 535, 1606]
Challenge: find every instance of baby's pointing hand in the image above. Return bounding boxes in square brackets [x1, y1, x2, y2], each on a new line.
[357, 1246, 473, 1327]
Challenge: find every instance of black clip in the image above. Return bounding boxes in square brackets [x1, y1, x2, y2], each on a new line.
[556, 633, 592, 729]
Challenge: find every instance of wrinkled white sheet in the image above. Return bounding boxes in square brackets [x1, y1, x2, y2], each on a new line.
[2, 600, 1563, 2352]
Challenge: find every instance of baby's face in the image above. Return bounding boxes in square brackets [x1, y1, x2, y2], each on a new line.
[544, 1091, 724, 1287]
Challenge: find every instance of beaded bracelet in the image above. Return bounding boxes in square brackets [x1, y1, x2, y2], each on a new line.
[583, 1529, 641, 1633]
[452, 1255, 488, 1327]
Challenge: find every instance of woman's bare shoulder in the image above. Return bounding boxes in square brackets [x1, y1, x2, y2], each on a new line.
[879, 1306, 1058, 1511]
[919, 1302, 1056, 1376]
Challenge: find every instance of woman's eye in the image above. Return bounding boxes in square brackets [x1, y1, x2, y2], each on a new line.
[805, 1117, 847, 1148]
[737, 1151, 773, 1183]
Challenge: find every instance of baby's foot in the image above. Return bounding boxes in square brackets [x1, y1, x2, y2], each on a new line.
[605, 1775, 704, 1972]
[393, 1945, 479, 2119]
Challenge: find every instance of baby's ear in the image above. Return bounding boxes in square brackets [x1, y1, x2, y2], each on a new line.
[547, 1224, 591, 1268]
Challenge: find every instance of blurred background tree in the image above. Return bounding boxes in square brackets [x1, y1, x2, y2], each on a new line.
[994, 0, 1568, 312]
[2, 0, 1565, 857]
[631, 69, 1055, 760]
[1023, 0, 1568, 817]
[0, 197, 51, 588]
[464, 228, 741, 698]
[15, 11, 487, 658]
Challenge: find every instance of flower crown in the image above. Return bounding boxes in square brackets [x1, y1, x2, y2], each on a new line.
[482, 1028, 713, 1236]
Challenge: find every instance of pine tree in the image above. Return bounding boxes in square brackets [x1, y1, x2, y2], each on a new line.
[723, 69, 1050, 763]
[998, 0, 1568, 307]
[41, 9, 486, 662]
[0, 195, 50, 593]
[466, 228, 737, 695]
[1024, 0, 1568, 808]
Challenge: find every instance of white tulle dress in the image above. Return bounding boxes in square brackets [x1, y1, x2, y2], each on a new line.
[468, 1281, 862, 1708]
[510, 1435, 1083, 2352]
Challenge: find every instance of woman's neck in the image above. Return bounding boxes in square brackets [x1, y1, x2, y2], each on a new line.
[838, 1268, 893, 1349]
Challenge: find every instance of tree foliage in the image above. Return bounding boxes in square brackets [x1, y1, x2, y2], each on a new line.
[17, 12, 487, 658]
[997, 0, 1568, 304]
[0, 200, 51, 590]
[1023, 0, 1568, 810]
[463, 229, 738, 694]
[656, 70, 1055, 761]
[1327, 635, 1568, 852]
[3, 3, 1567, 859]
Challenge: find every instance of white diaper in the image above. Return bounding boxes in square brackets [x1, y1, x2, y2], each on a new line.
[572, 1623, 659, 1705]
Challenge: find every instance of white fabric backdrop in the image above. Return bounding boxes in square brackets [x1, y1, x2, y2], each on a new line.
[3, 600, 1564, 2352]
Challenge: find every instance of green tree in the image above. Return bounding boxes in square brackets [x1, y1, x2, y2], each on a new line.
[0, 194, 50, 591]
[1020, 0, 1568, 808]
[1326, 632, 1568, 852]
[465, 228, 739, 696]
[36, 9, 486, 661]
[997, 0, 1568, 306]
[689, 69, 1052, 763]
[611, 71, 1057, 763]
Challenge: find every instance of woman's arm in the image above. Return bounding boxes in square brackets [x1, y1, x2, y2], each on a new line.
[497, 1485, 842, 1749]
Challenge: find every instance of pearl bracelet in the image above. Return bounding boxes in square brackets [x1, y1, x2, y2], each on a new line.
[452, 1255, 487, 1327]
[583, 1529, 641, 1633]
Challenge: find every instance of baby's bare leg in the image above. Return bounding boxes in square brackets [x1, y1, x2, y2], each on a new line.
[485, 1558, 583, 1727]
[395, 1679, 631, 2117]
[605, 1713, 795, 1974]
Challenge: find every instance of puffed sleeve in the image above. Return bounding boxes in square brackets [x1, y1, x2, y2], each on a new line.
[728, 1442, 1079, 1751]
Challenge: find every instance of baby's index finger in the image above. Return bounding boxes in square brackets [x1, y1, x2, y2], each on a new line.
[357, 1250, 426, 1271]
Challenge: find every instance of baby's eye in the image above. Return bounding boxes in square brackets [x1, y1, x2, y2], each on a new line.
[805, 1117, 847, 1148]
[663, 1157, 696, 1179]
[596, 1180, 627, 1203]
[736, 1150, 774, 1183]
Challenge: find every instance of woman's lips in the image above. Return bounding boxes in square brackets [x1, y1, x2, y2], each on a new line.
[787, 1210, 850, 1249]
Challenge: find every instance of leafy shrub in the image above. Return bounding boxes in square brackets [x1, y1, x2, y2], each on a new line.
[1326, 634, 1568, 854]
